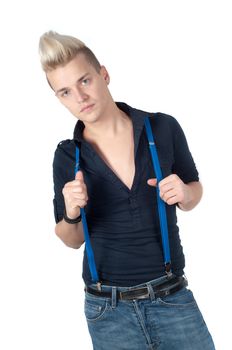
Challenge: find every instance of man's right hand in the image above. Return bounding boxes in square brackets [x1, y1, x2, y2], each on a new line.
[62, 170, 88, 219]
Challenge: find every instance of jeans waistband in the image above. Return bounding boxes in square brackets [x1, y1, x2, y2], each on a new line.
[86, 274, 187, 305]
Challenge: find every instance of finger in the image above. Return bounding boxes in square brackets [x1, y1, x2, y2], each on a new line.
[166, 195, 179, 205]
[147, 178, 157, 187]
[160, 189, 176, 202]
[69, 199, 88, 209]
[159, 174, 180, 187]
[159, 182, 174, 196]
[72, 192, 88, 201]
[75, 170, 84, 181]
[72, 184, 87, 193]
[67, 193, 88, 207]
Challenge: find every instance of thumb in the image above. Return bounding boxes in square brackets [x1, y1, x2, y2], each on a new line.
[147, 178, 158, 187]
[75, 170, 84, 181]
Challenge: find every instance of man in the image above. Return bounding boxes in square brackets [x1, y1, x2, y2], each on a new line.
[39, 31, 215, 349]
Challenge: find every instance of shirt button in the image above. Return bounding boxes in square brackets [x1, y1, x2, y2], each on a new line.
[129, 196, 137, 208]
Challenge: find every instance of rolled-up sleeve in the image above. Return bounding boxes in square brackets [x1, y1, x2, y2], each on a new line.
[171, 118, 199, 183]
[53, 140, 75, 223]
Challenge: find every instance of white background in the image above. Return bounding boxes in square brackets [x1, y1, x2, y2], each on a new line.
[0, 1, 231, 349]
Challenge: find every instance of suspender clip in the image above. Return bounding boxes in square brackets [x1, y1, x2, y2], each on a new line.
[96, 282, 102, 291]
[165, 262, 172, 278]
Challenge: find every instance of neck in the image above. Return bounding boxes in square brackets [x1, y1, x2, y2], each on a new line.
[83, 103, 130, 141]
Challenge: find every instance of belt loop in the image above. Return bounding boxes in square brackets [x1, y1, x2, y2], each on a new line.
[111, 287, 117, 309]
[147, 283, 155, 301]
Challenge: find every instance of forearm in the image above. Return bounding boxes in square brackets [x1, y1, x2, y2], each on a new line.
[55, 219, 85, 249]
[178, 181, 203, 211]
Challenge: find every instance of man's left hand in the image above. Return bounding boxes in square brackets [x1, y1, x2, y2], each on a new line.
[147, 174, 189, 206]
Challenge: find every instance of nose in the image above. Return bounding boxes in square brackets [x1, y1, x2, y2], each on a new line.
[73, 87, 88, 103]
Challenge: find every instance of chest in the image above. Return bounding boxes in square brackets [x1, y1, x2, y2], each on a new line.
[92, 132, 135, 190]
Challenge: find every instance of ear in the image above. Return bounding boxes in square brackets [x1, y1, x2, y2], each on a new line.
[100, 66, 110, 84]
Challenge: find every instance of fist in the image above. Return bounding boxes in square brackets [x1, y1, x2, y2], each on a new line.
[62, 171, 88, 219]
[147, 174, 187, 206]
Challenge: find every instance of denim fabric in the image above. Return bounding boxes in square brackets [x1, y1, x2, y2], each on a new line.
[84, 277, 215, 350]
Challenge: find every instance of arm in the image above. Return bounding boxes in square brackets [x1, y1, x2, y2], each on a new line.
[177, 180, 203, 211]
[147, 175, 203, 211]
[55, 219, 84, 249]
[55, 171, 87, 248]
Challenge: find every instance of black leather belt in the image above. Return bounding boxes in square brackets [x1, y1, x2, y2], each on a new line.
[86, 276, 187, 301]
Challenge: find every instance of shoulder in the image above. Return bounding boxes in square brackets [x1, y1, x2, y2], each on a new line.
[150, 112, 180, 128]
[55, 138, 76, 154]
[53, 139, 76, 168]
[121, 103, 184, 137]
[147, 112, 183, 141]
[121, 103, 180, 128]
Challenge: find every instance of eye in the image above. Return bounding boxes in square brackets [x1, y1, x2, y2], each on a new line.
[81, 78, 90, 86]
[61, 90, 70, 97]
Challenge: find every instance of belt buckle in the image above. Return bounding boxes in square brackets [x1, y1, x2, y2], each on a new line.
[135, 292, 150, 300]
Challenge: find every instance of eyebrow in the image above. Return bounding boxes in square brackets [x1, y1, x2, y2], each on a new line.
[55, 73, 90, 95]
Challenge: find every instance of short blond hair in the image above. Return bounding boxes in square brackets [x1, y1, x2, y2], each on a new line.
[39, 31, 101, 72]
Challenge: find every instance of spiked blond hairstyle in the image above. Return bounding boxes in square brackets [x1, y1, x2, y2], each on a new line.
[39, 31, 101, 72]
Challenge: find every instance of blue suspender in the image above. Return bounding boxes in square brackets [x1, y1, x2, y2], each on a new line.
[144, 117, 172, 274]
[75, 116, 172, 284]
[75, 147, 99, 284]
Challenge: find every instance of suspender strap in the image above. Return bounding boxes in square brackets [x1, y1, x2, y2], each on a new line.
[144, 117, 172, 274]
[75, 147, 100, 284]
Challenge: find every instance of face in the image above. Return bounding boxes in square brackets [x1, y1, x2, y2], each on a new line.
[47, 54, 112, 124]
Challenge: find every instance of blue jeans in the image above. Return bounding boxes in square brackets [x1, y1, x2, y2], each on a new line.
[84, 276, 215, 350]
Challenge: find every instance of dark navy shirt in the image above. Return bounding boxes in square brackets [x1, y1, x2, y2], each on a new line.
[53, 102, 199, 287]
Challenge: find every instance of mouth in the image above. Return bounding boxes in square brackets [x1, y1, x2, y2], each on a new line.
[80, 104, 95, 113]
